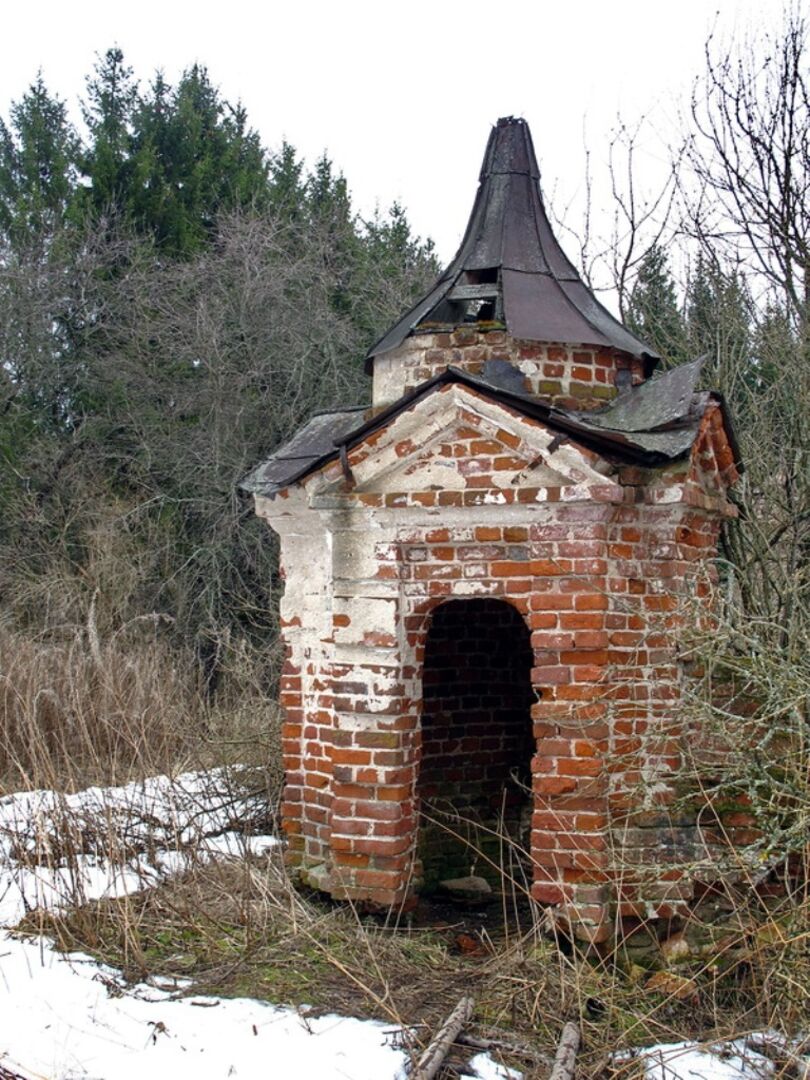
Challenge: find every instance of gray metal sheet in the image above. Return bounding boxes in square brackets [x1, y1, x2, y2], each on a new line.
[582, 358, 706, 433]
[240, 407, 366, 494]
[558, 280, 658, 362]
[502, 269, 613, 346]
[478, 115, 540, 179]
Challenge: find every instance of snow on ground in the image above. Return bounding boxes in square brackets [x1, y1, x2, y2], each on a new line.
[0, 934, 407, 1080]
[632, 1039, 774, 1080]
[0, 770, 517, 1080]
[0, 769, 274, 926]
[0, 769, 787, 1080]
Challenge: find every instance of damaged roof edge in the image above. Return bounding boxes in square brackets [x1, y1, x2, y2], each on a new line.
[239, 405, 367, 495]
[243, 362, 740, 499]
[334, 366, 704, 465]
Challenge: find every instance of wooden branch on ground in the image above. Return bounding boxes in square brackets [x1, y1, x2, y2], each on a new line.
[411, 996, 475, 1080]
[0, 1060, 38, 1080]
[549, 1021, 581, 1080]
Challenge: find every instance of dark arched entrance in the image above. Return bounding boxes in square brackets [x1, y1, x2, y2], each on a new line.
[416, 598, 535, 891]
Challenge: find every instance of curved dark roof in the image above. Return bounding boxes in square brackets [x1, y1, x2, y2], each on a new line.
[366, 117, 660, 371]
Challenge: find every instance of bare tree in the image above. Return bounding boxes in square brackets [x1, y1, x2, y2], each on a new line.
[685, 8, 809, 325]
[0, 205, 437, 692]
[549, 116, 681, 319]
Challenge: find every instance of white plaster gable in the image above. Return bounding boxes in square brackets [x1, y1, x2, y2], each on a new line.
[310, 384, 616, 498]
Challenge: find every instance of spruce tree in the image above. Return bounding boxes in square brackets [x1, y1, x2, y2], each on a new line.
[81, 48, 138, 218]
[268, 141, 306, 220]
[135, 65, 267, 255]
[626, 243, 688, 364]
[0, 74, 79, 248]
[686, 253, 751, 387]
[81, 51, 271, 255]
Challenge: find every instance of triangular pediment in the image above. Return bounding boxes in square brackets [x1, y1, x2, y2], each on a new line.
[309, 383, 617, 499]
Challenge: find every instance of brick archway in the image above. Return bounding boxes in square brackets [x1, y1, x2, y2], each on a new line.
[397, 570, 613, 934]
[415, 597, 535, 891]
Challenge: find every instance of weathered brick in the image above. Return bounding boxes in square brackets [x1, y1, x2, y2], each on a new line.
[261, 321, 737, 935]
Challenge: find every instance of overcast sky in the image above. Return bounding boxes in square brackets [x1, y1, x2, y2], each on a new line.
[2, 0, 799, 262]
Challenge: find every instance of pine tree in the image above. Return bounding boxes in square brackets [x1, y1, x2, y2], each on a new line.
[81, 48, 138, 217]
[686, 253, 751, 387]
[268, 141, 306, 220]
[352, 201, 437, 341]
[118, 64, 269, 255]
[626, 243, 688, 364]
[0, 74, 79, 248]
[144, 65, 266, 254]
[751, 301, 794, 392]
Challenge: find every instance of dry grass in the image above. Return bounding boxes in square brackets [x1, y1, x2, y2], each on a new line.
[21, 838, 809, 1079]
[2, 617, 808, 1078]
[0, 624, 282, 793]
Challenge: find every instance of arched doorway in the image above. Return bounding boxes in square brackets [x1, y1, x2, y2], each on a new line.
[416, 598, 535, 892]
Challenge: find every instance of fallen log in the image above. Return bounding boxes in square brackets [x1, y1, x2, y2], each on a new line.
[549, 1021, 581, 1080]
[411, 996, 475, 1080]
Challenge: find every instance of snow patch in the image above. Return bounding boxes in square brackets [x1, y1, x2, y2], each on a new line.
[627, 1039, 774, 1080]
[0, 770, 516, 1080]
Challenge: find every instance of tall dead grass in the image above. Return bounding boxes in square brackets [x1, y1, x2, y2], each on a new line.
[0, 624, 205, 791]
[0, 623, 282, 794]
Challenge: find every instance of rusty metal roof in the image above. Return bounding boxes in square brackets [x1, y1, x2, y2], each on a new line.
[366, 117, 660, 371]
[242, 360, 740, 498]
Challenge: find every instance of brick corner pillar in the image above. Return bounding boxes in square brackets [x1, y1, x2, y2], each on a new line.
[256, 494, 336, 883]
[604, 457, 736, 935]
[279, 635, 335, 882]
[530, 673, 613, 945]
[325, 591, 419, 909]
[278, 636, 306, 869]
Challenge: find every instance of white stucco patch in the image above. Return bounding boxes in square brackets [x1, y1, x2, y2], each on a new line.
[312, 384, 616, 500]
[332, 595, 398, 646]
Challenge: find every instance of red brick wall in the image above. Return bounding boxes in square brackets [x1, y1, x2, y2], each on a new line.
[372, 328, 646, 410]
[326, 510, 620, 933]
[272, 392, 736, 942]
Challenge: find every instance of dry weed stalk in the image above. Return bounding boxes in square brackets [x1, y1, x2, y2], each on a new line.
[0, 623, 284, 793]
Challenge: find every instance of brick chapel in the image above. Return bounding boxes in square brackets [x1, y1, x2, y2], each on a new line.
[244, 117, 742, 943]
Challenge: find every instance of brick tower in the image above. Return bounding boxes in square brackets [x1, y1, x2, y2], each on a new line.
[244, 117, 740, 943]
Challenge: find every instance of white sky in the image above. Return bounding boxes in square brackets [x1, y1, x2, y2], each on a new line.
[1, 0, 800, 262]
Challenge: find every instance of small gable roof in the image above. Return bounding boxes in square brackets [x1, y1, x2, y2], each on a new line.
[242, 359, 741, 498]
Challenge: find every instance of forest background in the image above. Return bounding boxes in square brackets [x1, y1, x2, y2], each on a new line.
[0, 15, 807, 860]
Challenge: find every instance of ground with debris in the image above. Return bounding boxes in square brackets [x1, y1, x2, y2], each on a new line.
[0, 770, 804, 1079]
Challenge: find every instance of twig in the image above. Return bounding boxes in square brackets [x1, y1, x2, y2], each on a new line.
[411, 996, 475, 1080]
[456, 1031, 553, 1066]
[0, 1058, 41, 1080]
[745, 1034, 810, 1080]
[549, 1021, 581, 1080]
